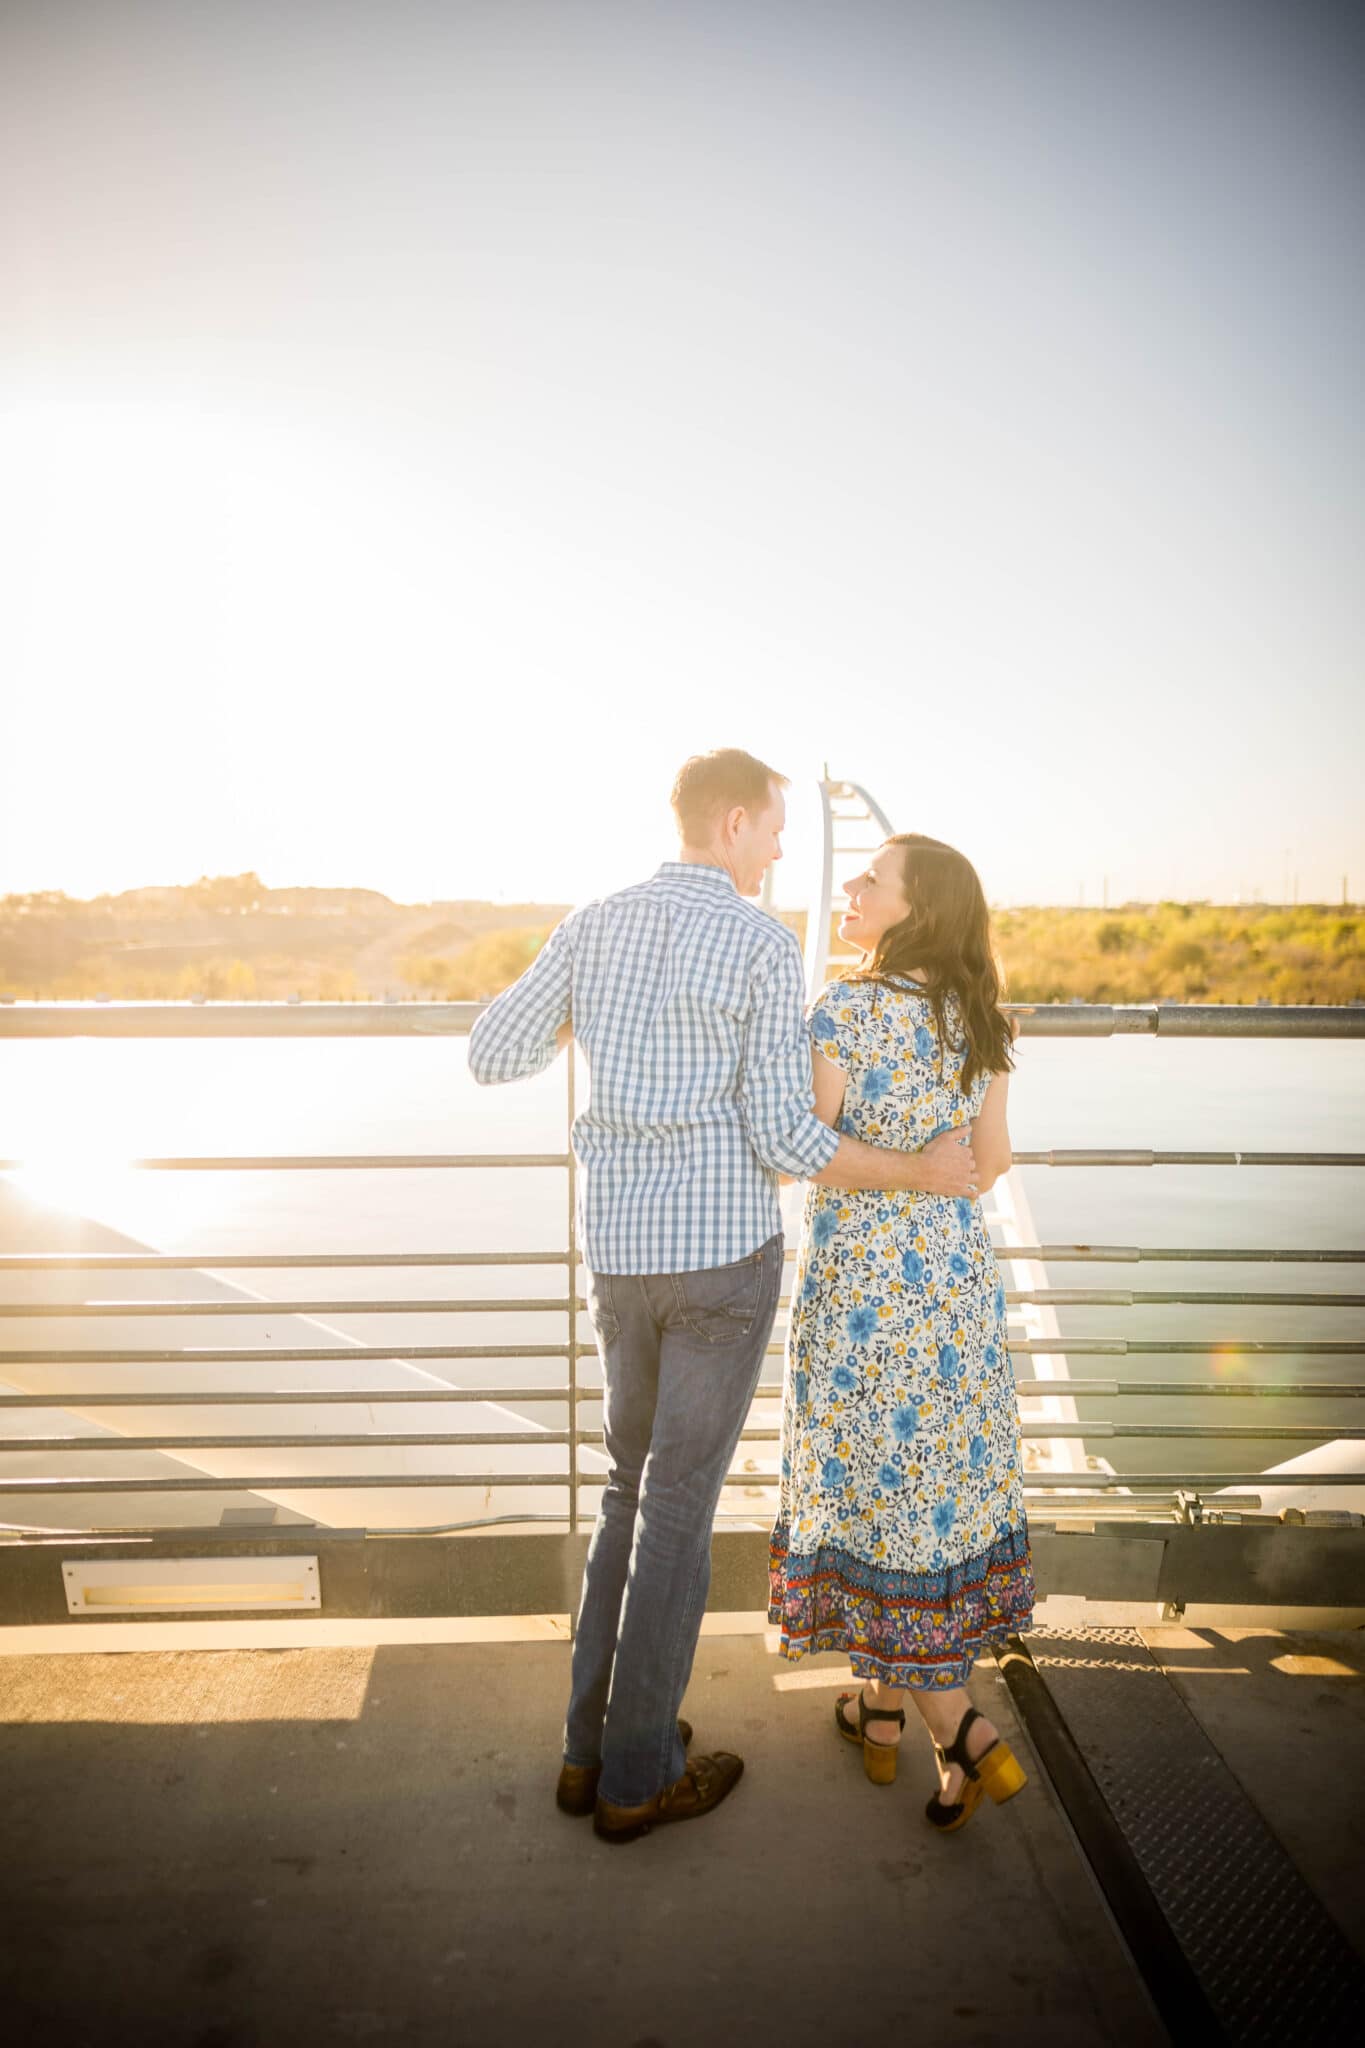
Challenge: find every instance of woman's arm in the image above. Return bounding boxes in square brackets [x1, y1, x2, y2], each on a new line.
[970, 1074, 1012, 1193]
[811, 1049, 846, 1128]
[782, 1046, 976, 1196]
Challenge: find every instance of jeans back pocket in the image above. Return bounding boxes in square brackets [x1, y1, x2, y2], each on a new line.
[670, 1245, 770, 1347]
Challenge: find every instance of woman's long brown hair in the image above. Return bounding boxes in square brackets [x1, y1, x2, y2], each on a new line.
[852, 833, 1014, 1094]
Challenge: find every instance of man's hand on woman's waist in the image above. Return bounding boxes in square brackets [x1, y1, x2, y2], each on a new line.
[808, 1126, 979, 1198]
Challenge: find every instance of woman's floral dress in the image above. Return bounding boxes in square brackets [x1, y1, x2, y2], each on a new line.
[768, 975, 1034, 1688]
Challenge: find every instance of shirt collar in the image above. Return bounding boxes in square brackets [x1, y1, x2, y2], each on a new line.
[656, 861, 738, 893]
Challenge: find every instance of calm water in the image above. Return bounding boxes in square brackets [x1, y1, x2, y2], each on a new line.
[2, 1034, 1363, 1508]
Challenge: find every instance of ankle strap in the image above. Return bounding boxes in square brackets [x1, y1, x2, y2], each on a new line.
[860, 1691, 906, 1734]
[935, 1706, 989, 1777]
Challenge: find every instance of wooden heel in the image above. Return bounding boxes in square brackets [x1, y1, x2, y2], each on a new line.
[862, 1736, 898, 1786]
[978, 1742, 1027, 1805]
[834, 1690, 906, 1786]
[925, 1707, 1026, 1833]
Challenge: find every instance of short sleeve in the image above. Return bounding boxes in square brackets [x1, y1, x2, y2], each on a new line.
[807, 979, 862, 1074]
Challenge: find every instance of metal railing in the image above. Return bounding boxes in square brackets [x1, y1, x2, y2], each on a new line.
[1, 1000, 1363, 1620]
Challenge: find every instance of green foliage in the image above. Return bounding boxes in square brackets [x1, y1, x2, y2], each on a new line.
[994, 904, 1363, 1004]
[400, 927, 551, 999]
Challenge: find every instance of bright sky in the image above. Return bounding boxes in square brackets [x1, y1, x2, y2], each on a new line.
[2, 0, 1361, 910]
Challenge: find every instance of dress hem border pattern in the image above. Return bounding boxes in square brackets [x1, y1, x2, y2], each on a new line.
[768, 1518, 1035, 1690]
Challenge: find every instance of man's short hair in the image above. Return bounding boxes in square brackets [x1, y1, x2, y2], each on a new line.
[670, 749, 787, 843]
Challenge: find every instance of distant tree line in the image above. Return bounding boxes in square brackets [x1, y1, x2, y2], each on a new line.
[1, 880, 1359, 1004]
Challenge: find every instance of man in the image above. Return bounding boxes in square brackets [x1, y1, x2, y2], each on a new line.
[468, 749, 978, 1844]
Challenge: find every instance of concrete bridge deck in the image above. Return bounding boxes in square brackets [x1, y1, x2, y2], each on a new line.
[3, 1622, 1364, 2048]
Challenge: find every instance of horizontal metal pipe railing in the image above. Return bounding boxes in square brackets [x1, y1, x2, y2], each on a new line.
[4, 1344, 1364, 1379]
[999, 1247, 1365, 1263]
[0, 1380, 1361, 1409]
[4, 1003, 1363, 1546]
[2, 1469, 1361, 1496]
[1011, 1150, 1365, 1167]
[0, 1251, 574, 1269]
[764, 1339, 1365, 1356]
[1000, 1289, 1365, 1307]
[3, 1150, 1360, 1172]
[10, 1419, 1364, 1455]
[6, 1433, 578, 1452]
[0, 1298, 581, 1318]
[6, 1288, 1362, 1316]
[0, 1387, 569, 1407]
[0, 1376, 1358, 1409]
[0, 1154, 570, 1173]
[0, 1501, 1280, 1537]
[2, 1244, 1361, 1267]
[3, 1339, 1362, 1367]
[4, 1000, 1362, 1038]
[578, 1422, 1365, 1445]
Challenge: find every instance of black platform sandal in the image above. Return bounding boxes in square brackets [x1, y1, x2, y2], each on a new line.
[834, 1689, 906, 1785]
[924, 1705, 1027, 1832]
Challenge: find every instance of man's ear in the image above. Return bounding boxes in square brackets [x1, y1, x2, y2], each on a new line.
[721, 804, 746, 847]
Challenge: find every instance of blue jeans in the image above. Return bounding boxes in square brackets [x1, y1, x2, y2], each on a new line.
[564, 1234, 784, 1808]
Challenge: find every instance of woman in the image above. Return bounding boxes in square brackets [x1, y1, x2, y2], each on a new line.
[768, 833, 1034, 1831]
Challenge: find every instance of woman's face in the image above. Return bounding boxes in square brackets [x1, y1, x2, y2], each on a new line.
[839, 842, 912, 952]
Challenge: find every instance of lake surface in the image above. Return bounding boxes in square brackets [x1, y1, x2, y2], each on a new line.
[2, 1034, 1363, 1523]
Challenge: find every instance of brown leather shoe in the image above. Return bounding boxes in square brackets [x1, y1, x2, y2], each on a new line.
[592, 1750, 744, 1844]
[555, 1718, 693, 1817]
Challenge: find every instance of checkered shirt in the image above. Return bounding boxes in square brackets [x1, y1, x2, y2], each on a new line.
[467, 862, 840, 1274]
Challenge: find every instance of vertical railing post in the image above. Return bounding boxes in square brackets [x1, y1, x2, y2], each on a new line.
[566, 1045, 579, 1534]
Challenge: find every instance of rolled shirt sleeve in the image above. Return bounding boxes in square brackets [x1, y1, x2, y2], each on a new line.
[739, 935, 841, 1177]
[467, 918, 573, 1085]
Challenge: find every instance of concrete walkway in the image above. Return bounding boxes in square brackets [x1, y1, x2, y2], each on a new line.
[1, 1632, 1163, 2048]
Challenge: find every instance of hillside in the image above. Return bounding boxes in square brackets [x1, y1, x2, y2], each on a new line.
[0, 876, 570, 1001]
[1, 879, 1359, 1005]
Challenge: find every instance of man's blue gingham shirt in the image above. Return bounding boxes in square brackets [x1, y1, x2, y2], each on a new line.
[467, 863, 840, 1275]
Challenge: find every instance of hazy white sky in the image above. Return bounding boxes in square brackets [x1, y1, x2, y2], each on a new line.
[2, 0, 1361, 909]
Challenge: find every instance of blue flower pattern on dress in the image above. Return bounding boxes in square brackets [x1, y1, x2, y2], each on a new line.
[771, 976, 1034, 1688]
[812, 1207, 840, 1250]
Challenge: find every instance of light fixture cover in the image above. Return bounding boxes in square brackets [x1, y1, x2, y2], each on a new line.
[63, 1555, 321, 1616]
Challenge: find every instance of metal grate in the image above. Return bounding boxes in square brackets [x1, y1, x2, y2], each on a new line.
[1021, 1626, 1365, 2043]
